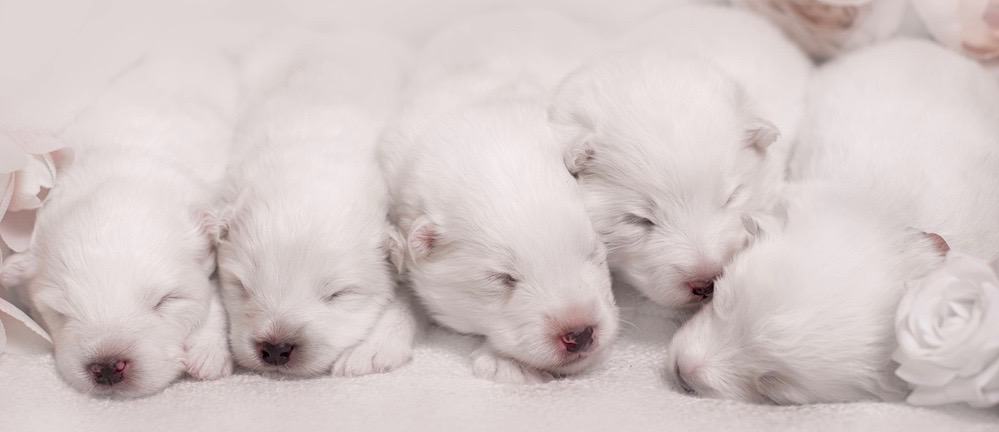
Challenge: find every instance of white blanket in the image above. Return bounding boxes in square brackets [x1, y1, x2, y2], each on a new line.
[2, 289, 997, 432]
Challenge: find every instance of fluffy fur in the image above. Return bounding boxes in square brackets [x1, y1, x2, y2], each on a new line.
[214, 32, 415, 377]
[549, 5, 812, 309]
[16, 53, 240, 397]
[667, 39, 999, 404]
[381, 10, 619, 383]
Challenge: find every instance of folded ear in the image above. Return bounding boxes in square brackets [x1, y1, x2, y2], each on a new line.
[745, 117, 780, 154]
[406, 217, 441, 262]
[742, 200, 789, 241]
[193, 206, 231, 276]
[0, 251, 38, 289]
[549, 69, 600, 178]
[904, 229, 950, 257]
[563, 140, 595, 178]
[384, 224, 407, 274]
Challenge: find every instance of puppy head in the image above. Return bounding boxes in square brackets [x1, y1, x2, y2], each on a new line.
[666, 188, 946, 404]
[401, 106, 620, 375]
[215, 189, 396, 376]
[27, 190, 216, 397]
[550, 53, 782, 310]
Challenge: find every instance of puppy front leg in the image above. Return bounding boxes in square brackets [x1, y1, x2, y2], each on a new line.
[183, 289, 233, 380]
[332, 291, 417, 377]
[470, 344, 553, 384]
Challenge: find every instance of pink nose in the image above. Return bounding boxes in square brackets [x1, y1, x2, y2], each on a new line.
[686, 279, 715, 299]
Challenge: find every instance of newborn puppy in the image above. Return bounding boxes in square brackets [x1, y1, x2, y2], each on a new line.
[215, 33, 414, 377]
[11, 54, 239, 397]
[549, 5, 812, 309]
[382, 10, 618, 384]
[667, 40, 999, 404]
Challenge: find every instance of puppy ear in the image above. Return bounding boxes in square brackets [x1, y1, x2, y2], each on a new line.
[904, 229, 950, 257]
[745, 117, 780, 154]
[0, 252, 38, 289]
[756, 372, 807, 405]
[742, 201, 789, 241]
[406, 217, 440, 261]
[384, 224, 407, 273]
[563, 139, 595, 178]
[195, 207, 231, 244]
[549, 69, 599, 178]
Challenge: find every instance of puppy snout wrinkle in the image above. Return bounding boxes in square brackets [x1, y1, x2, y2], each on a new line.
[259, 341, 295, 366]
[560, 326, 594, 353]
[89, 360, 128, 386]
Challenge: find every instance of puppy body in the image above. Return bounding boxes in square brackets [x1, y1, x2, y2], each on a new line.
[23, 53, 240, 397]
[668, 40, 999, 404]
[382, 10, 619, 383]
[216, 33, 414, 377]
[550, 5, 812, 308]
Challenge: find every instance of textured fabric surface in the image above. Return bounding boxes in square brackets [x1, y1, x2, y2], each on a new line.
[2, 290, 997, 432]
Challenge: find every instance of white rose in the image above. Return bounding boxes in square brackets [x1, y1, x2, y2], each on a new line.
[893, 251, 999, 408]
[0, 130, 68, 256]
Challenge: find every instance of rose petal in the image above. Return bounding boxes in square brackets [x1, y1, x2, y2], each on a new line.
[985, 0, 999, 27]
[0, 210, 36, 253]
[0, 296, 51, 355]
[0, 134, 30, 174]
[0, 174, 13, 220]
[907, 379, 983, 406]
[6, 130, 66, 155]
[895, 356, 958, 386]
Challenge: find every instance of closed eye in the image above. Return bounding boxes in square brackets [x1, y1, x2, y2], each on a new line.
[724, 185, 745, 207]
[488, 272, 519, 290]
[323, 287, 355, 303]
[154, 293, 185, 311]
[623, 213, 656, 228]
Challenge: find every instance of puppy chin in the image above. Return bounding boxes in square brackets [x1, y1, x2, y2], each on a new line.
[54, 335, 184, 398]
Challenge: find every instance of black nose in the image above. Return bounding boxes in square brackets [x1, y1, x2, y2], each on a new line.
[561, 326, 594, 353]
[688, 280, 714, 299]
[89, 360, 127, 386]
[260, 342, 295, 366]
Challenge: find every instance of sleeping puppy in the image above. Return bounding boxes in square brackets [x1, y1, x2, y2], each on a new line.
[9, 53, 239, 397]
[667, 40, 999, 404]
[549, 5, 811, 309]
[214, 33, 415, 377]
[381, 10, 618, 384]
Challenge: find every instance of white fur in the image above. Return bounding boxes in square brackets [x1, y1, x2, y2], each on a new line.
[381, 10, 619, 383]
[549, 5, 812, 309]
[668, 40, 999, 404]
[215, 33, 415, 377]
[21, 53, 240, 397]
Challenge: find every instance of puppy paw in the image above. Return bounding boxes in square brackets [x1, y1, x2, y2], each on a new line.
[183, 337, 233, 380]
[332, 332, 413, 377]
[471, 346, 553, 384]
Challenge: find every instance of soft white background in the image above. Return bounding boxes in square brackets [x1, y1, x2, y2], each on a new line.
[2, 1, 999, 431]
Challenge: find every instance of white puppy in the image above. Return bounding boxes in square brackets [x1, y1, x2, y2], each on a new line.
[214, 33, 415, 377]
[381, 10, 619, 384]
[549, 5, 812, 309]
[11, 53, 239, 397]
[667, 40, 999, 404]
